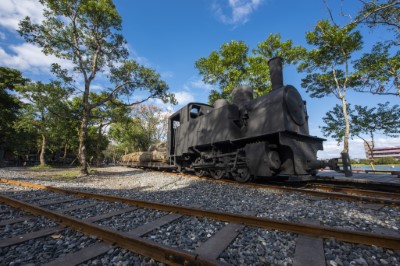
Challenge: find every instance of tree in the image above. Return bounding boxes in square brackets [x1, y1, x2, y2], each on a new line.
[352, 0, 400, 96]
[18, 0, 175, 175]
[108, 103, 171, 154]
[15, 81, 71, 166]
[298, 19, 363, 154]
[195, 35, 305, 104]
[195, 40, 250, 104]
[354, 42, 400, 96]
[351, 102, 400, 167]
[248, 33, 306, 96]
[355, 0, 400, 45]
[0, 67, 27, 165]
[321, 102, 400, 168]
[90, 92, 130, 166]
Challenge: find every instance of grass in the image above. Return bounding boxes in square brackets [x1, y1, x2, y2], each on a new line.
[351, 163, 400, 167]
[20, 166, 105, 181]
[22, 166, 84, 181]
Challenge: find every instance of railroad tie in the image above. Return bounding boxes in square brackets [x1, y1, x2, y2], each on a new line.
[0, 215, 34, 226]
[38, 197, 82, 207]
[194, 211, 257, 261]
[42, 242, 113, 266]
[0, 226, 64, 248]
[293, 219, 326, 266]
[126, 213, 182, 237]
[84, 207, 138, 222]
[57, 202, 98, 213]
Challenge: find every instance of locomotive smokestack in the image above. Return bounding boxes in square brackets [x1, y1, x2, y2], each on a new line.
[268, 57, 283, 90]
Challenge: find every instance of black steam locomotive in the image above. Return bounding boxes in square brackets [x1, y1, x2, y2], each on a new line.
[166, 57, 327, 182]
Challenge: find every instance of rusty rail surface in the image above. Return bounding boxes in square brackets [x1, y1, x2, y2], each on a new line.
[1, 178, 399, 250]
[0, 193, 220, 266]
[306, 184, 400, 199]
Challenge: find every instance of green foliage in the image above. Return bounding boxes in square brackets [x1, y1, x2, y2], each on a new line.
[354, 42, 400, 96]
[321, 104, 348, 143]
[14, 81, 72, 165]
[0, 67, 27, 136]
[108, 103, 170, 153]
[350, 1, 400, 96]
[357, 157, 399, 165]
[195, 34, 305, 104]
[351, 102, 400, 137]
[18, 0, 175, 174]
[0, 67, 28, 164]
[356, 0, 400, 44]
[195, 40, 250, 104]
[299, 19, 363, 153]
[322, 102, 400, 159]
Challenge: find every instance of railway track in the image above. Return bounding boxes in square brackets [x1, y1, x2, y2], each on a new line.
[1, 177, 399, 265]
[158, 170, 400, 206]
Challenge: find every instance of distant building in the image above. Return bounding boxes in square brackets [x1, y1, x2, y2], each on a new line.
[364, 143, 400, 159]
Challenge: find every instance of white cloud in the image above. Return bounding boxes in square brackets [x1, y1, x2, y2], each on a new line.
[91, 84, 106, 92]
[212, 0, 263, 25]
[175, 91, 195, 105]
[0, 32, 5, 40]
[127, 45, 152, 67]
[0, 43, 73, 73]
[160, 71, 174, 79]
[0, 0, 44, 31]
[183, 78, 214, 91]
[318, 136, 400, 160]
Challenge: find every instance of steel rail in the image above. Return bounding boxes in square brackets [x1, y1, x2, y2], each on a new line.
[306, 184, 400, 199]
[167, 173, 400, 206]
[0, 193, 220, 266]
[1, 178, 399, 250]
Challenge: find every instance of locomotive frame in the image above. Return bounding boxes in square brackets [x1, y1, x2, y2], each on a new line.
[165, 57, 327, 182]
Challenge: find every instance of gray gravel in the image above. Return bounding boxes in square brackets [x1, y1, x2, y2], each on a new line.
[0, 215, 57, 239]
[324, 238, 400, 266]
[95, 208, 169, 232]
[219, 227, 296, 265]
[46, 198, 99, 211]
[1, 166, 399, 265]
[0, 203, 27, 221]
[78, 247, 164, 266]
[143, 216, 226, 252]
[0, 228, 98, 265]
[64, 201, 130, 220]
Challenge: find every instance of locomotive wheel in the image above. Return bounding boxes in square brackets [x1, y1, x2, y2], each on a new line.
[232, 167, 252, 183]
[194, 158, 207, 177]
[209, 169, 225, 180]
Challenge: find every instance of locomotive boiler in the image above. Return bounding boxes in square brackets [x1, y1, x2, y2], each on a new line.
[166, 57, 326, 182]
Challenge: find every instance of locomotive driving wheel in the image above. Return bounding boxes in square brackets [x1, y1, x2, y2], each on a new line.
[231, 167, 252, 183]
[209, 168, 225, 180]
[194, 157, 207, 177]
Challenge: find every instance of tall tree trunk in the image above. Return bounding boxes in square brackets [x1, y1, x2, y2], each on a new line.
[341, 97, 351, 154]
[0, 143, 5, 167]
[96, 124, 103, 167]
[78, 107, 89, 175]
[40, 133, 46, 166]
[63, 142, 68, 165]
[369, 131, 375, 170]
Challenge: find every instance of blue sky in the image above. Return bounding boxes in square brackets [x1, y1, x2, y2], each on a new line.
[0, 0, 398, 159]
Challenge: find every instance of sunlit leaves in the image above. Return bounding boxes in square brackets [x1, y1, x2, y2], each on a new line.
[195, 35, 304, 104]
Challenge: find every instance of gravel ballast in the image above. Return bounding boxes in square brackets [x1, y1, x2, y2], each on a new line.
[1, 166, 399, 265]
[0, 228, 99, 265]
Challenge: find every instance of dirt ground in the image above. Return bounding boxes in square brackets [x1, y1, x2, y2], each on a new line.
[1, 165, 134, 181]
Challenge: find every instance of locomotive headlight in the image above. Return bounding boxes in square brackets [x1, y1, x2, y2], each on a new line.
[284, 86, 306, 126]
